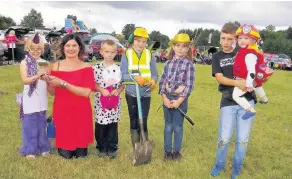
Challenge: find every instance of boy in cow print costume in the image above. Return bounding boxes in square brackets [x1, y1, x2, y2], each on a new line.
[92, 40, 125, 159]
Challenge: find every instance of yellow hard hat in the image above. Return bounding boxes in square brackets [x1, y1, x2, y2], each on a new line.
[134, 27, 149, 39]
[172, 33, 191, 43]
[236, 24, 260, 40]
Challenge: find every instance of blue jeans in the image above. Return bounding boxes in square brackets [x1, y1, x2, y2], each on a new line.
[213, 100, 255, 170]
[163, 95, 188, 153]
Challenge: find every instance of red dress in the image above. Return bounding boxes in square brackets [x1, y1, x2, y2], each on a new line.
[51, 67, 95, 150]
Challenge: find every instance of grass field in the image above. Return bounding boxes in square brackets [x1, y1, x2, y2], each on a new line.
[0, 63, 292, 179]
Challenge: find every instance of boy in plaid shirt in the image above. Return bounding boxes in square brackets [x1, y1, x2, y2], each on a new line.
[159, 33, 195, 161]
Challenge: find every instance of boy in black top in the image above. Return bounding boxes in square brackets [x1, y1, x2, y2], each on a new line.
[210, 22, 257, 179]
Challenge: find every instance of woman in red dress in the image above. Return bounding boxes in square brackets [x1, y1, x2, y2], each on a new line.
[47, 34, 95, 159]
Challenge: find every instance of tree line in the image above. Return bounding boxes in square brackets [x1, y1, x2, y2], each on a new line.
[1, 9, 292, 56]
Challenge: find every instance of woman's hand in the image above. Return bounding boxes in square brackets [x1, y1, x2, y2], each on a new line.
[47, 76, 63, 87]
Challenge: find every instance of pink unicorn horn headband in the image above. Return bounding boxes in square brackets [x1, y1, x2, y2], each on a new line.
[33, 33, 40, 44]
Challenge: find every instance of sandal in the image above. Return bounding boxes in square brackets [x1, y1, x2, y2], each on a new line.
[41, 152, 50, 157]
[26, 155, 36, 159]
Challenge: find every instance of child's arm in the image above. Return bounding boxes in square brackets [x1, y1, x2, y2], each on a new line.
[120, 54, 132, 82]
[111, 84, 125, 96]
[170, 96, 186, 109]
[212, 53, 246, 90]
[47, 85, 55, 96]
[214, 73, 245, 88]
[117, 84, 125, 94]
[171, 62, 194, 108]
[20, 60, 45, 85]
[150, 54, 158, 83]
[95, 84, 110, 96]
[177, 61, 195, 97]
[158, 61, 169, 95]
[92, 64, 110, 96]
[162, 93, 172, 108]
[245, 53, 257, 90]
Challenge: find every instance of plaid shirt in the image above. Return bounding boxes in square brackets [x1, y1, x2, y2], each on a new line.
[159, 57, 195, 97]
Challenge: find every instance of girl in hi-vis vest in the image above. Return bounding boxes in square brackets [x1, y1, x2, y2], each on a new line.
[120, 27, 158, 157]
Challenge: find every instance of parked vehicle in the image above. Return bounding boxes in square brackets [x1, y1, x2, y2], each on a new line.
[278, 54, 291, 70]
[79, 34, 93, 62]
[89, 35, 125, 60]
[0, 30, 9, 53]
[0, 41, 5, 56]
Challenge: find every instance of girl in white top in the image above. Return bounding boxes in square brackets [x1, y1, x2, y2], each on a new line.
[18, 33, 51, 159]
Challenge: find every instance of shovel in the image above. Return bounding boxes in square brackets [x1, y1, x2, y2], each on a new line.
[157, 105, 195, 126]
[129, 73, 154, 166]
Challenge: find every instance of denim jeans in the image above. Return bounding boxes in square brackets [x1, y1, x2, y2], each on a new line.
[213, 100, 255, 170]
[163, 95, 188, 153]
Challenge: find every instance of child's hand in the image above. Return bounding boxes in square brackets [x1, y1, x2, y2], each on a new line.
[149, 79, 157, 92]
[44, 64, 51, 74]
[236, 79, 246, 91]
[37, 68, 47, 78]
[111, 89, 119, 96]
[101, 88, 111, 96]
[170, 100, 181, 109]
[163, 97, 172, 108]
[246, 87, 254, 92]
[134, 76, 145, 87]
[41, 74, 50, 82]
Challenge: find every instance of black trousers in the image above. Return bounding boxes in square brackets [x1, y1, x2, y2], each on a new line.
[95, 122, 118, 153]
[57, 148, 88, 159]
[125, 93, 151, 132]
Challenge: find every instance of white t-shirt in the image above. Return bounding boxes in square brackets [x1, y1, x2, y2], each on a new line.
[22, 79, 48, 114]
[245, 53, 257, 88]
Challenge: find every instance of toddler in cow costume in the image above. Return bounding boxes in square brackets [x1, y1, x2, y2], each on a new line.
[233, 24, 273, 120]
[92, 39, 125, 159]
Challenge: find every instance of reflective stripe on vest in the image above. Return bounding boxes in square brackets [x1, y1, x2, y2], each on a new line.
[126, 48, 151, 78]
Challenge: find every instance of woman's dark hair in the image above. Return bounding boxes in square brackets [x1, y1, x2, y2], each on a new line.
[57, 34, 85, 59]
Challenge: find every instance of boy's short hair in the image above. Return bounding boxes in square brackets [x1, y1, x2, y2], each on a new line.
[101, 39, 117, 49]
[221, 22, 239, 34]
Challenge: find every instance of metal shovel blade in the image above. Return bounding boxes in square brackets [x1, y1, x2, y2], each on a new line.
[132, 140, 154, 166]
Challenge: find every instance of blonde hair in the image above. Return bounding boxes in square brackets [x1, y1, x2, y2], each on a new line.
[167, 42, 193, 61]
[101, 39, 117, 49]
[24, 36, 44, 53]
[9, 30, 15, 35]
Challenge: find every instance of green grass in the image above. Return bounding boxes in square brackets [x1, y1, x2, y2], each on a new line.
[0, 63, 292, 179]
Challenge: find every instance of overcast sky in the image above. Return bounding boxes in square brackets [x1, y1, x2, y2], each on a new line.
[1, 1, 292, 37]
